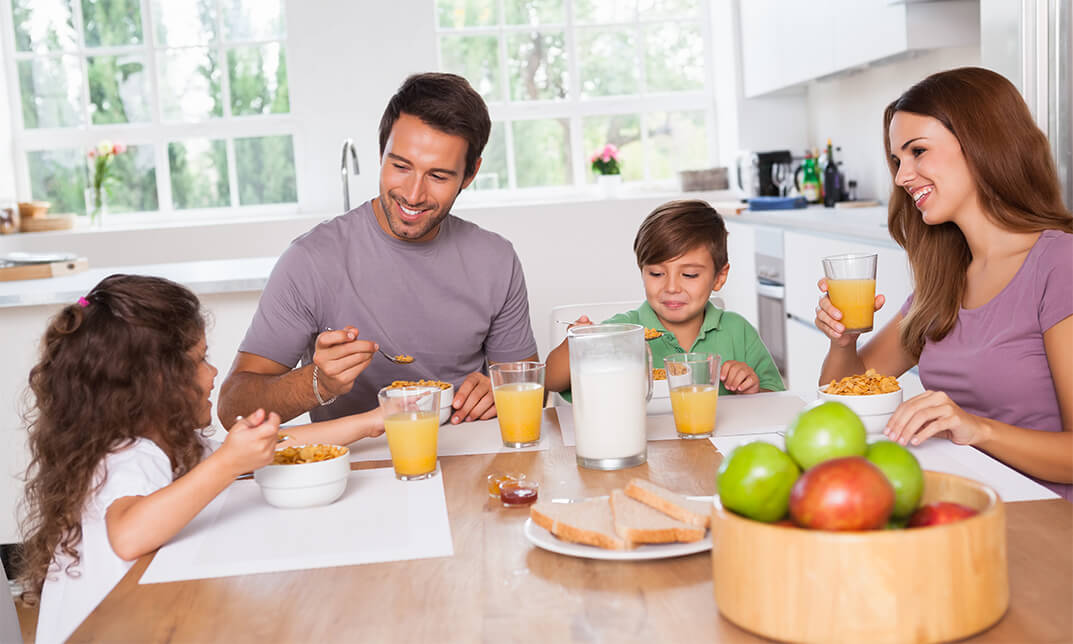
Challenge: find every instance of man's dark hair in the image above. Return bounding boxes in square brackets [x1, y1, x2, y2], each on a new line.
[378, 73, 491, 180]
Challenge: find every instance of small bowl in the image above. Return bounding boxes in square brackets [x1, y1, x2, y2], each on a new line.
[253, 444, 350, 509]
[647, 376, 671, 415]
[817, 385, 903, 432]
[439, 384, 454, 424]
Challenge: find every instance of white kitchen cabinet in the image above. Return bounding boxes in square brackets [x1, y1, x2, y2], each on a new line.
[723, 220, 759, 328]
[740, 0, 980, 97]
[785, 315, 833, 391]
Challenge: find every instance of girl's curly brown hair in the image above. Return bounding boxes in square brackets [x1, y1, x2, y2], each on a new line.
[17, 274, 211, 603]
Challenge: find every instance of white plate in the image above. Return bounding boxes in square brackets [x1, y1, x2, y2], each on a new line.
[524, 496, 713, 561]
[1, 251, 77, 264]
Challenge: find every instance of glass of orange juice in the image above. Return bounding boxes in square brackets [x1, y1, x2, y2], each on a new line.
[664, 353, 721, 439]
[823, 253, 878, 333]
[377, 386, 441, 480]
[489, 361, 545, 448]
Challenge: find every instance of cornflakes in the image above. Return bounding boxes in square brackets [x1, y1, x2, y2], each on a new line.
[652, 368, 667, 381]
[272, 444, 348, 465]
[394, 354, 414, 363]
[387, 379, 451, 390]
[825, 368, 900, 395]
[644, 328, 663, 340]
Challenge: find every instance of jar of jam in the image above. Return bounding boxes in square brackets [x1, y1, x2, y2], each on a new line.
[486, 472, 525, 498]
[499, 480, 539, 507]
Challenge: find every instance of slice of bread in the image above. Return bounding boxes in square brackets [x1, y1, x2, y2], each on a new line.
[609, 490, 706, 544]
[624, 478, 711, 529]
[530, 499, 629, 550]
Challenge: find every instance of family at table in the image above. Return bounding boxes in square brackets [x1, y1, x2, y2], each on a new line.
[16, 67, 1072, 643]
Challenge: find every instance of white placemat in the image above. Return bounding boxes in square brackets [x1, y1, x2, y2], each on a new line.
[556, 391, 808, 447]
[140, 467, 453, 584]
[348, 414, 551, 463]
[709, 434, 1059, 503]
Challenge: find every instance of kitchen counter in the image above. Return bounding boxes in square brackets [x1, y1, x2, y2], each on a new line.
[728, 204, 897, 247]
[0, 256, 277, 308]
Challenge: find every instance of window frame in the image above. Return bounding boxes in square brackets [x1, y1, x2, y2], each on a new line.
[0, 0, 300, 225]
[434, 0, 720, 198]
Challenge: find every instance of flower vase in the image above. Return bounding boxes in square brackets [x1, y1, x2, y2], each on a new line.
[84, 187, 107, 228]
[596, 174, 622, 198]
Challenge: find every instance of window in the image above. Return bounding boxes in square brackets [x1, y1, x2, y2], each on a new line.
[434, 0, 716, 192]
[5, 0, 296, 220]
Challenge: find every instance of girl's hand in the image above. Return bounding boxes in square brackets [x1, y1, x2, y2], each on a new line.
[883, 390, 990, 447]
[720, 360, 760, 394]
[815, 277, 886, 348]
[220, 408, 281, 476]
[364, 406, 386, 439]
[567, 315, 592, 330]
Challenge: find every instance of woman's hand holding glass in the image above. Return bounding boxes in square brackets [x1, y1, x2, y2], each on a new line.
[814, 277, 886, 347]
[884, 390, 990, 447]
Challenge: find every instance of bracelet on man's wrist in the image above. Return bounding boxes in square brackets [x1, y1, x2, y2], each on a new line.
[312, 365, 337, 406]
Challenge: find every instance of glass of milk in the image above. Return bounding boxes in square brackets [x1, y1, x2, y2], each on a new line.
[567, 323, 652, 470]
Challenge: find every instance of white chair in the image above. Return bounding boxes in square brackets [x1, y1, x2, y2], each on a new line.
[0, 559, 21, 644]
[547, 296, 725, 407]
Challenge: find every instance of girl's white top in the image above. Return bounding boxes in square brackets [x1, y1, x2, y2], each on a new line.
[35, 436, 217, 643]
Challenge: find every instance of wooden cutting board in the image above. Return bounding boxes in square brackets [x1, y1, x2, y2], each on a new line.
[0, 257, 88, 281]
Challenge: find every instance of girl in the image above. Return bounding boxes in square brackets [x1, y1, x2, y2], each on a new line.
[814, 67, 1072, 497]
[18, 275, 385, 643]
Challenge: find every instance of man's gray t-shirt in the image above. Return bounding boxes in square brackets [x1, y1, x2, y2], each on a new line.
[239, 200, 538, 420]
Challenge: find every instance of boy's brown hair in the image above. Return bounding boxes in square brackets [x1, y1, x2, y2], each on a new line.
[633, 199, 728, 271]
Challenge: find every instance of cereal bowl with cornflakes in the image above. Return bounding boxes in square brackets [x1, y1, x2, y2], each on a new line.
[384, 379, 454, 424]
[817, 369, 903, 432]
[254, 444, 351, 509]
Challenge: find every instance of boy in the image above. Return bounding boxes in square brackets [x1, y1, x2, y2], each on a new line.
[545, 199, 784, 396]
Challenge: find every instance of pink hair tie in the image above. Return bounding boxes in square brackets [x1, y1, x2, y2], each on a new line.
[77, 297, 90, 307]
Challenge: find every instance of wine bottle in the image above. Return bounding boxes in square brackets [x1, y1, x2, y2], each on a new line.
[823, 139, 841, 208]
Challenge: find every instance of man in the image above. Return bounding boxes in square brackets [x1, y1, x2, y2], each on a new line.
[218, 73, 539, 426]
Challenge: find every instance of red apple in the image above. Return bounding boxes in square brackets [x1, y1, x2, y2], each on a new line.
[907, 502, 978, 527]
[789, 456, 895, 531]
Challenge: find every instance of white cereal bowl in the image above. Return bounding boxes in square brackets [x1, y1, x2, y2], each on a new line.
[817, 386, 904, 433]
[646, 377, 672, 415]
[253, 445, 351, 509]
[439, 384, 454, 424]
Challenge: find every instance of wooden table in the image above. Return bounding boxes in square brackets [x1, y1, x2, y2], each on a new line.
[72, 411, 1073, 643]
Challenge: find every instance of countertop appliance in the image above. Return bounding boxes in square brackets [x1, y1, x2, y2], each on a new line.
[756, 150, 793, 197]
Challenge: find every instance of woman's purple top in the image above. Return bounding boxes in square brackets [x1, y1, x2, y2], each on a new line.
[900, 230, 1073, 500]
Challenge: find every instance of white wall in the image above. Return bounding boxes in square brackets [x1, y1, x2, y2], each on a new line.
[804, 46, 981, 202]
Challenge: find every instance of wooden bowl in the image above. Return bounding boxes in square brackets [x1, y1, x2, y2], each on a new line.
[711, 471, 1007, 643]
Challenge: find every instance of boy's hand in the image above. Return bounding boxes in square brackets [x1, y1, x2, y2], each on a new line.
[720, 360, 760, 394]
[220, 408, 281, 476]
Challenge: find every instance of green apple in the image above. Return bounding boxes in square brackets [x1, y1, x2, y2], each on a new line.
[785, 400, 867, 470]
[866, 440, 924, 519]
[717, 441, 801, 523]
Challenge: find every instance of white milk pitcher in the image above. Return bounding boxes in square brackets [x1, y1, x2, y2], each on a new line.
[567, 323, 652, 470]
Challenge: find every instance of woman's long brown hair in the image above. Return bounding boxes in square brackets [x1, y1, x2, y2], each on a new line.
[17, 274, 210, 603]
[884, 67, 1073, 358]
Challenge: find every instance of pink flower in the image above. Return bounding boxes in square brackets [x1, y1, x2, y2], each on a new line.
[112, 143, 126, 155]
[87, 149, 96, 158]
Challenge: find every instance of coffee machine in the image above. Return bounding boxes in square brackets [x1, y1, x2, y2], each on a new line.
[757, 150, 793, 197]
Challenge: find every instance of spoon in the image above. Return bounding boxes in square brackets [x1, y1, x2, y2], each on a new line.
[325, 327, 414, 365]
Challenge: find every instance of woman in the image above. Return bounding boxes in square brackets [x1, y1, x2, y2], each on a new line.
[814, 67, 1072, 499]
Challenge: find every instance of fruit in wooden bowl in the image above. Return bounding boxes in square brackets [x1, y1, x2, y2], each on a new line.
[711, 470, 1007, 644]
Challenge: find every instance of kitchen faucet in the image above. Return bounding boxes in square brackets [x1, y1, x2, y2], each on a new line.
[341, 138, 360, 212]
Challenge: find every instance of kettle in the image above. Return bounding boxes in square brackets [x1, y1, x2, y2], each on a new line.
[734, 151, 760, 198]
